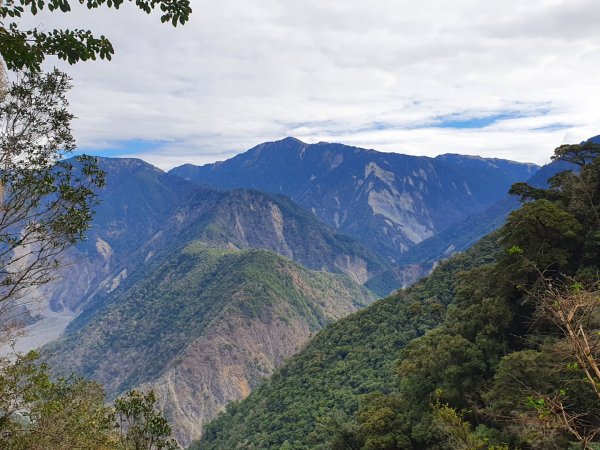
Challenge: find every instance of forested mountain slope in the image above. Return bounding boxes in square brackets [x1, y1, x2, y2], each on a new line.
[197, 140, 600, 449]
[195, 234, 500, 449]
[46, 244, 374, 447]
[170, 137, 538, 262]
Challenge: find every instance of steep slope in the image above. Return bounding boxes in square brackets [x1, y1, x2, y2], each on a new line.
[47, 157, 195, 313]
[195, 234, 500, 449]
[7, 158, 197, 353]
[313, 142, 600, 448]
[16, 156, 398, 354]
[170, 137, 538, 262]
[145, 187, 392, 287]
[45, 243, 374, 447]
[396, 159, 576, 266]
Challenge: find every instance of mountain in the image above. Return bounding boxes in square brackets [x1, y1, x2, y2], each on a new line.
[194, 233, 500, 449]
[15, 156, 402, 353]
[45, 243, 375, 447]
[197, 140, 600, 449]
[7, 158, 197, 352]
[142, 187, 393, 286]
[170, 137, 538, 263]
[395, 158, 577, 266]
[47, 157, 195, 314]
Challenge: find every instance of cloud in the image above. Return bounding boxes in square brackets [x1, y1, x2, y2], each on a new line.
[26, 0, 600, 168]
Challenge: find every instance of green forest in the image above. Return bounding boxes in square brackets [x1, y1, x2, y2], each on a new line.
[197, 142, 600, 449]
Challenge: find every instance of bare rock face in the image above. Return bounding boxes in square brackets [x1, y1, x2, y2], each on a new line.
[333, 254, 370, 284]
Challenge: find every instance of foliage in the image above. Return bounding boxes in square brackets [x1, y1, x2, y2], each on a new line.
[45, 243, 373, 398]
[369, 140, 600, 449]
[430, 397, 509, 450]
[0, 350, 116, 449]
[552, 142, 600, 167]
[115, 390, 178, 450]
[0, 0, 192, 71]
[195, 234, 500, 449]
[0, 351, 178, 449]
[0, 69, 104, 342]
[197, 139, 600, 449]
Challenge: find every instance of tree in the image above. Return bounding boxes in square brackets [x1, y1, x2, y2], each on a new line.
[0, 69, 104, 342]
[0, 0, 192, 72]
[431, 395, 508, 450]
[552, 142, 600, 167]
[0, 351, 117, 449]
[0, 351, 179, 449]
[499, 199, 583, 278]
[0, 0, 191, 334]
[114, 389, 178, 450]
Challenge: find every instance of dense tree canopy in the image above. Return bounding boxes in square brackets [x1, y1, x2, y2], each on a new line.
[348, 140, 600, 449]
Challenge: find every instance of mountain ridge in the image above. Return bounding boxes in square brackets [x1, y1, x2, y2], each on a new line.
[170, 138, 538, 262]
[45, 242, 375, 447]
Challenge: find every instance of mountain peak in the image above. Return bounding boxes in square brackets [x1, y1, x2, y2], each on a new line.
[269, 136, 307, 145]
[92, 156, 165, 174]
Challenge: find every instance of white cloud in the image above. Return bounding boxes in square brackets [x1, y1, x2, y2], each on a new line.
[26, 0, 600, 168]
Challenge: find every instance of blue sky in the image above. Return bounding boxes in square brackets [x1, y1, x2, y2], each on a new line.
[42, 0, 600, 169]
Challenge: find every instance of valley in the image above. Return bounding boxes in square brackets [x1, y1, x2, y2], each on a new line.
[7, 137, 545, 447]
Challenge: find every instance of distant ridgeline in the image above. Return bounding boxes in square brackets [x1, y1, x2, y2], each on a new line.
[46, 138, 540, 321]
[37, 138, 552, 447]
[195, 139, 600, 449]
[170, 137, 538, 264]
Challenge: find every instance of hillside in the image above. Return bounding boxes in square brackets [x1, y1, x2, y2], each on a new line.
[18, 156, 403, 354]
[396, 158, 577, 266]
[197, 141, 600, 449]
[45, 243, 374, 447]
[144, 187, 394, 288]
[195, 234, 500, 449]
[48, 157, 195, 313]
[170, 137, 538, 262]
[10, 158, 197, 352]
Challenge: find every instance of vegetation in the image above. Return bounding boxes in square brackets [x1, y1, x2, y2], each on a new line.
[0, 0, 192, 448]
[45, 243, 374, 397]
[0, 69, 104, 343]
[196, 233, 500, 449]
[0, 0, 191, 72]
[115, 390, 178, 450]
[0, 351, 177, 449]
[197, 141, 600, 449]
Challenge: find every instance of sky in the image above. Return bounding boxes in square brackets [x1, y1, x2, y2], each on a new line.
[30, 0, 600, 169]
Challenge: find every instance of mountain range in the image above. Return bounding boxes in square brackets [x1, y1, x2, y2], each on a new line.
[192, 137, 600, 449]
[170, 137, 538, 262]
[14, 137, 546, 446]
[46, 243, 374, 445]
